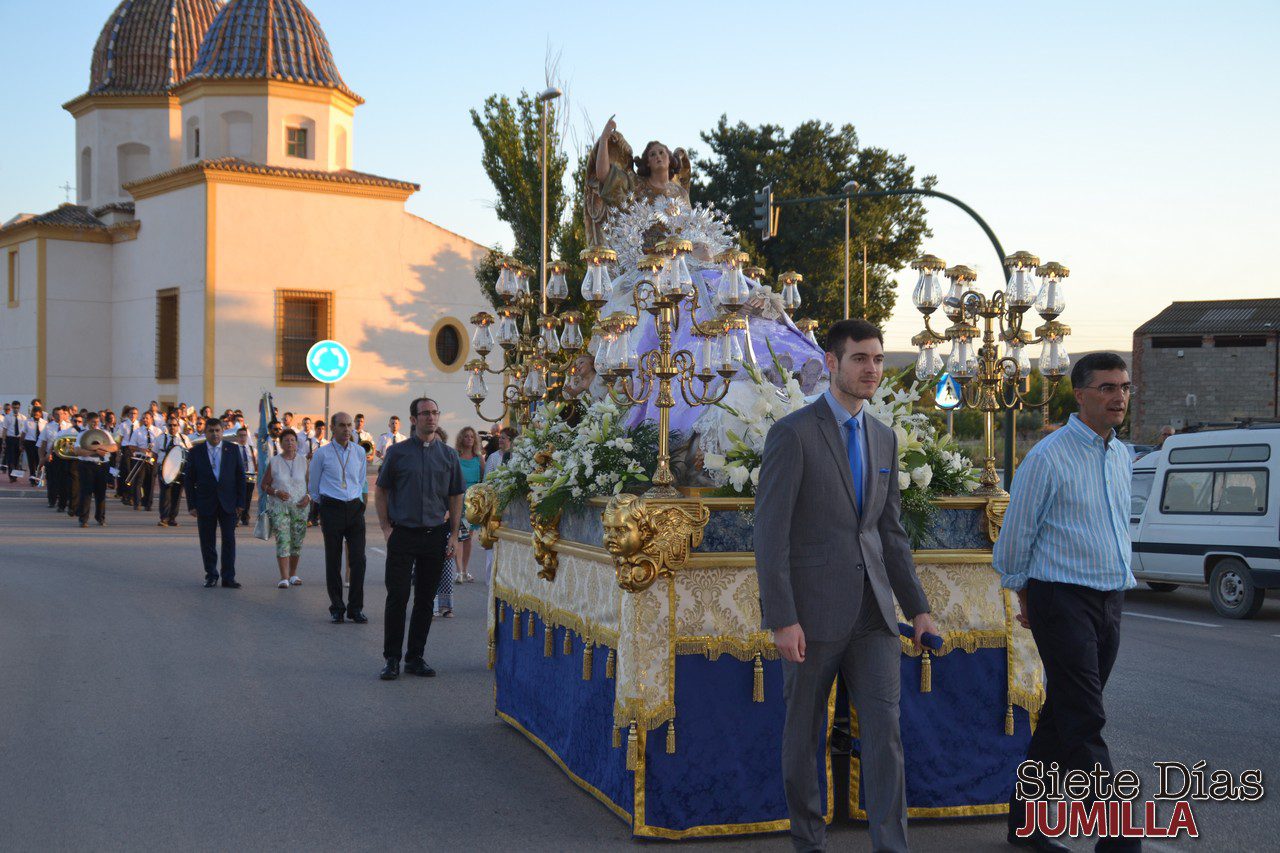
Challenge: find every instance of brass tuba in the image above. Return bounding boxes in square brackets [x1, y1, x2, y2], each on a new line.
[55, 428, 113, 460]
[359, 438, 376, 460]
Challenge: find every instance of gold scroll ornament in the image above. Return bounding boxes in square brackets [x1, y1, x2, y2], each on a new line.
[602, 494, 711, 593]
[531, 510, 562, 582]
[464, 482, 501, 548]
[984, 495, 1010, 545]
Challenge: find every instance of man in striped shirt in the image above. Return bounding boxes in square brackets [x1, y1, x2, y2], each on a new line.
[995, 352, 1140, 853]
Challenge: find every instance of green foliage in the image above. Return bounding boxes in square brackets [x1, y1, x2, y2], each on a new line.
[470, 94, 589, 311]
[691, 116, 934, 328]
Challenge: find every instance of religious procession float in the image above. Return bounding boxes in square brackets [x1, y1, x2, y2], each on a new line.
[462, 120, 1074, 839]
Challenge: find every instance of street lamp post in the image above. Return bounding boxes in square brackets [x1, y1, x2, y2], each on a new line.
[843, 180, 857, 319]
[537, 86, 562, 314]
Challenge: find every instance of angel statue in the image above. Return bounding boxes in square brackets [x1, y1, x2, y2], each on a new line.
[581, 117, 829, 484]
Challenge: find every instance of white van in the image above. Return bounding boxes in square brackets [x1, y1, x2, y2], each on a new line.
[1130, 424, 1280, 618]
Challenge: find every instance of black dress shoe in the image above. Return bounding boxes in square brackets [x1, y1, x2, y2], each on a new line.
[1007, 829, 1071, 852]
[204, 578, 218, 588]
[347, 611, 368, 624]
[221, 581, 242, 589]
[403, 659, 436, 677]
[331, 612, 345, 624]
[379, 659, 400, 680]
[80, 521, 88, 528]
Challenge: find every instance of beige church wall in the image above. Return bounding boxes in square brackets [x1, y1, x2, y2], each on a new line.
[110, 185, 209, 410]
[210, 183, 488, 432]
[265, 93, 352, 172]
[44, 240, 114, 408]
[180, 94, 269, 164]
[0, 238, 40, 402]
[75, 105, 182, 208]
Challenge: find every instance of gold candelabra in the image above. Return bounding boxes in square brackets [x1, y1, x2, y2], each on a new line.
[465, 255, 590, 425]
[909, 251, 1072, 495]
[598, 239, 754, 497]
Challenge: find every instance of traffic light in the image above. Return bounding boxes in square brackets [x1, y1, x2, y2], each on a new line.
[753, 184, 774, 242]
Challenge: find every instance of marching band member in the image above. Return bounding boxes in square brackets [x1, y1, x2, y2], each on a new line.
[55, 411, 86, 515]
[37, 407, 67, 508]
[375, 416, 406, 461]
[354, 413, 374, 449]
[266, 420, 284, 457]
[306, 420, 328, 527]
[73, 410, 117, 528]
[233, 427, 259, 526]
[3, 399, 27, 482]
[125, 411, 163, 511]
[22, 406, 48, 486]
[157, 416, 192, 527]
[115, 406, 139, 500]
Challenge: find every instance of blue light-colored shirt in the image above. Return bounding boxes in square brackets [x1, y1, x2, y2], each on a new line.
[824, 390, 871, 502]
[307, 438, 368, 503]
[995, 413, 1136, 592]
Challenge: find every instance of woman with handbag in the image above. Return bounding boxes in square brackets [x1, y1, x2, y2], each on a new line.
[258, 428, 310, 588]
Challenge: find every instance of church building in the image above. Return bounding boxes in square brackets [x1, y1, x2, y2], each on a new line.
[0, 0, 488, 432]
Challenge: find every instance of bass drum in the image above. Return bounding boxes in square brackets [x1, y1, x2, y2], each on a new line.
[160, 445, 188, 485]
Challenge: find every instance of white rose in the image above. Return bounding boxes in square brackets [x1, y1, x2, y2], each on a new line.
[703, 453, 726, 470]
[898, 471, 911, 490]
[910, 465, 933, 489]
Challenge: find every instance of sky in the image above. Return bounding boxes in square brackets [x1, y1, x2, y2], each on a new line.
[2, 0, 1277, 355]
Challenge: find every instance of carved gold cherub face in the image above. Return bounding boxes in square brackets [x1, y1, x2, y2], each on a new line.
[464, 483, 495, 525]
[602, 496, 644, 557]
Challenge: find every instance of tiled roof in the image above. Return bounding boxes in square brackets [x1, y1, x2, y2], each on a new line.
[90, 202, 137, 217]
[123, 157, 419, 193]
[1135, 299, 1280, 336]
[0, 204, 106, 234]
[185, 0, 362, 103]
[87, 0, 222, 95]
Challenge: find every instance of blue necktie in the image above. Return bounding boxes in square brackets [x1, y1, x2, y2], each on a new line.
[845, 416, 864, 515]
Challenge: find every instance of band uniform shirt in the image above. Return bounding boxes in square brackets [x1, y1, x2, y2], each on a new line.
[307, 439, 367, 503]
[117, 419, 138, 444]
[23, 417, 48, 442]
[4, 411, 27, 437]
[78, 426, 109, 464]
[994, 412, 1136, 593]
[126, 425, 164, 456]
[375, 435, 464, 529]
[39, 420, 67, 455]
[375, 431, 406, 458]
[160, 432, 192, 453]
[236, 443, 258, 476]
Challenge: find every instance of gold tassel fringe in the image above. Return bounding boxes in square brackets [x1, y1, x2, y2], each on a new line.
[497, 604, 505, 623]
[666, 720, 676, 755]
[563, 630, 573, 656]
[487, 637, 495, 670]
[512, 608, 521, 640]
[527, 610, 534, 637]
[920, 651, 932, 693]
[753, 653, 764, 703]
[612, 726, 621, 748]
[544, 624, 553, 657]
[626, 722, 639, 770]
[1005, 704, 1015, 736]
[582, 643, 593, 681]
[606, 648, 616, 679]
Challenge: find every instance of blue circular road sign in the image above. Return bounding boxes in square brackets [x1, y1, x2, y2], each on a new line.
[306, 340, 352, 383]
[935, 372, 962, 410]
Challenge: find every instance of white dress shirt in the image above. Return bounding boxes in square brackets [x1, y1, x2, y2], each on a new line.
[127, 424, 164, 455]
[38, 420, 67, 455]
[4, 412, 27, 438]
[235, 442, 258, 476]
[158, 432, 192, 454]
[376, 431, 406, 457]
[116, 419, 139, 444]
[23, 417, 47, 441]
[307, 439, 368, 502]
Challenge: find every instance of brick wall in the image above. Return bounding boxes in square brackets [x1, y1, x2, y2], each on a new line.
[1132, 334, 1280, 441]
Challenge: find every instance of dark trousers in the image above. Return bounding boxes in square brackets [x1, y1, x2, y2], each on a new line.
[115, 449, 131, 497]
[77, 461, 108, 524]
[320, 497, 366, 616]
[66, 459, 81, 514]
[382, 524, 448, 662]
[1008, 579, 1137, 852]
[4, 436, 21, 479]
[24, 440, 39, 484]
[238, 480, 256, 525]
[132, 459, 155, 509]
[46, 455, 60, 506]
[158, 479, 183, 522]
[197, 507, 239, 583]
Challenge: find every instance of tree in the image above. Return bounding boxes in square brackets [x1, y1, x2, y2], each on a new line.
[470, 93, 590, 313]
[692, 116, 934, 328]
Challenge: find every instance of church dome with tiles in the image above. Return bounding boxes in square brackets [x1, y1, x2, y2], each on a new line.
[88, 0, 223, 95]
[185, 0, 362, 103]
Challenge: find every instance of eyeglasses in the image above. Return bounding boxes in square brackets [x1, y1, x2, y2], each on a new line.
[1083, 383, 1136, 396]
[417, 409, 441, 417]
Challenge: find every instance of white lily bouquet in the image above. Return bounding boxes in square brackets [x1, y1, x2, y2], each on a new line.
[487, 400, 659, 523]
[699, 356, 978, 540]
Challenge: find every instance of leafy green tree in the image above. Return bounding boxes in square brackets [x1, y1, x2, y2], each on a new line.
[691, 116, 934, 328]
[470, 93, 590, 313]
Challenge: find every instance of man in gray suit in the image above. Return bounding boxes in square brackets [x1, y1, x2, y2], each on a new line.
[755, 319, 938, 853]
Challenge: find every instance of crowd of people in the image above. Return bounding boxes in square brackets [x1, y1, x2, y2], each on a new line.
[1, 396, 518, 675]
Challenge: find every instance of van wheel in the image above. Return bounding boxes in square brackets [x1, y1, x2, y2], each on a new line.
[1208, 559, 1265, 619]
[1146, 582, 1179, 592]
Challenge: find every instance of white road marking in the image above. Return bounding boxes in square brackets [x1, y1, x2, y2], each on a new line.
[1124, 611, 1220, 628]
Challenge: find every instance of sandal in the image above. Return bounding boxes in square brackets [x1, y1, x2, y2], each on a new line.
[440, 608, 454, 618]
[277, 580, 290, 589]
[289, 576, 302, 585]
